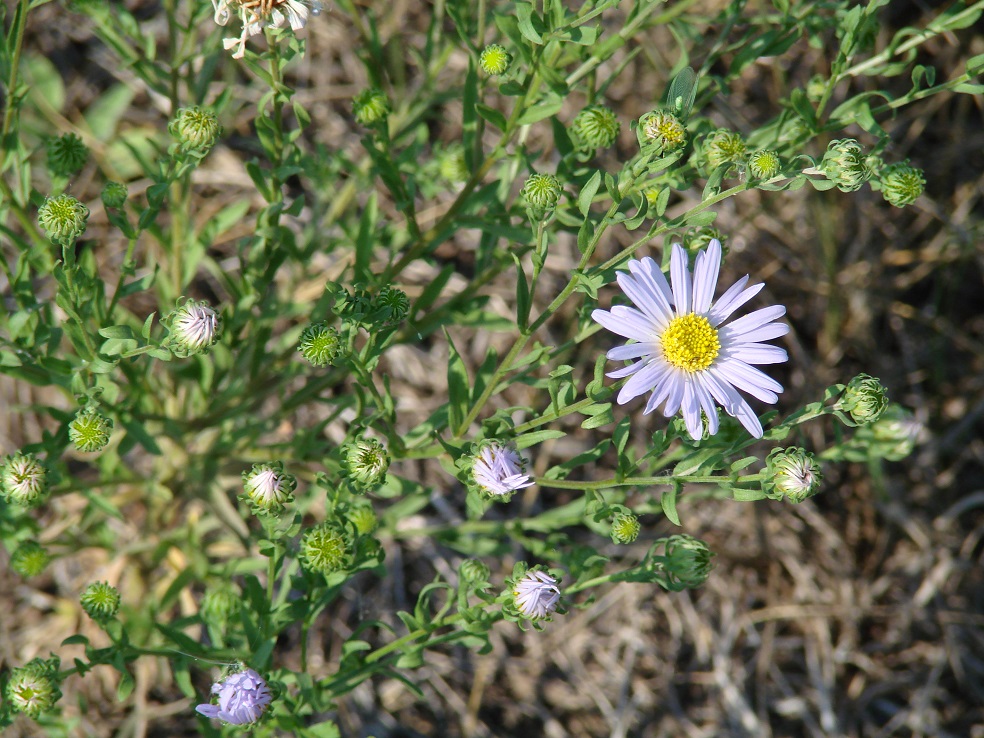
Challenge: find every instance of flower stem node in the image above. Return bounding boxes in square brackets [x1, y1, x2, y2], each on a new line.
[748, 149, 781, 180]
[341, 437, 390, 492]
[471, 441, 534, 498]
[662, 534, 714, 589]
[11, 541, 51, 577]
[639, 110, 686, 153]
[170, 106, 221, 154]
[297, 322, 341, 367]
[610, 512, 641, 544]
[704, 129, 747, 171]
[570, 104, 620, 151]
[163, 298, 221, 357]
[196, 667, 272, 725]
[764, 447, 823, 503]
[5, 656, 62, 719]
[38, 194, 89, 247]
[521, 172, 562, 218]
[352, 87, 391, 126]
[300, 523, 349, 576]
[878, 162, 925, 208]
[838, 373, 889, 425]
[101, 181, 128, 209]
[241, 461, 296, 515]
[69, 407, 113, 453]
[80, 582, 121, 622]
[819, 138, 871, 192]
[46, 133, 89, 177]
[479, 43, 512, 76]
[592, 238, 789, 440]
[1, 452, 50, 508]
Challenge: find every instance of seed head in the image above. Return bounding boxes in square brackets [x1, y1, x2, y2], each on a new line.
[80, 581, 121, 621]
[663, 534, 714, 589]
[5, 657, 62, 719]
[170, 106, 221, 153]
[459, 558, 490, 584]
[879, 162, 925, 208]
[374, 286, 411, 325]
[341, 437, 390, 492]
[38, 194, 89, 247]
[352, 88, 390, 126]
[101, 181, 128, 209]
[479, 43, 512, 75]
[46, 133, 89, 177]
[570, 104, 620, 151]
[300, 522, 349, 575]
[200, 586, 242, 625]
[639, 110, 686, 152]
[69, 407, 113, 453]
[610, 512, 640, 544]
[819, 138, 871, 192]
[748, 149, 781, 179]
[297, 322, 341, 367]
[521, 172, 562, 215]
[704, 129, 747, 170]
[10, 541, 51, 578]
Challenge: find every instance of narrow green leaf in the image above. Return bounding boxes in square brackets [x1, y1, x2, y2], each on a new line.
[661, 484, 681, 526]
[445, 331, 469, 432]
[578, 170, 602, 217]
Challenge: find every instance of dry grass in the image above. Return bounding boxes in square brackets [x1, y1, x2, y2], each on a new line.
[2, 1, 984, 736]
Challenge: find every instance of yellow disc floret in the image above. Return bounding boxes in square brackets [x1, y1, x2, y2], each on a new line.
[660, 314, 720, 372]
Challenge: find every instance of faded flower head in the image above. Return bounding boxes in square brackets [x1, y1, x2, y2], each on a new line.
[341, 437, 390, 492]
[10, 540, 51, 577]
[839, 373, 889, 425]
[819, 138, 871, 192]
[200, 586, 242, 625]
[212, 0, 321, 59]
[704, 129, 747, 170]
[748, 149, 781, 179]
[859, 404, 924, 461]
[300, 522, 349, 575]
[472, 441, 533, 498]
[879, 162, 925, 208]
[662, 534, 714, 589]
[521, 172, 562, 216]
[352, 87, 390, 126]
[196, 667, 272, 725]
[80, 581, 121, 621]
[479, 43, 512, 76]
[348, 503, 378, 535]
[513, 568, 561, 620]
[5, 657, 62, 719]
[241, 461, 296, 515]
[163, 298, 221, 357]
[101, 181, 128, 209]
[69, 407, 113, 453]
[610, 512, 641, 544]
[570, 104, 620, 151]
[170, 106, 221, 153]
[297, 322, 341, 367]
[1, 452, 49, 507]
[593, 239, 789, 440]
[438, 145, 469, 184]
[764, 447, 823, 503]
[639, 110, 686, 152]
[38, 193, 89, 247]
[46, 132, 89, 177]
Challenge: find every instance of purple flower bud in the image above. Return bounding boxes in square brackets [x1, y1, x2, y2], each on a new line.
[196, 668, 272, 725]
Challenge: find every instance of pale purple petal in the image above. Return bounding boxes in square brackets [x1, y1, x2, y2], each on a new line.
[591, 307, 656, 342]
[617, 271, 673, 328]
[722, 322, 789, 344]
[693, 377, 720, 436]
[627, 258, 675, 323]
[728, 344, 788, 365]
[607, 343, 655, 361]
[709, 278, 763, 326]
[725, 305, 787, 337]
[670, 243, 691, 314]
[715, 359, 782, 403]
[691, 239, 721, 314]
[617, 361, 668, 403]
[607, 360, 645, 379]
[681, 381, 702, 439]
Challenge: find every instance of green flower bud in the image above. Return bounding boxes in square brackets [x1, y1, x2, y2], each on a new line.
[336, 287, 376, 323]
[663, 534, 713, 589]
[459, 558, 490, 584]
[859, 404, 923, 461]
[878, 162, 925, 208]
[38, 193, 89, 247]
[437, 145, 469, 183]
[570, 104, 620, 151]
[101, 181, 128, 209]
[681, 228, 727, 259]
[162, 298, 221, 357]
[639, 110, 686, 152]
[200, 585, 242, 625]
[5, 657, 62, 719]
[169, 106, 221, 153]
[479, 43, 512, 76]
[352, 87, 390, 126]
[1, 452, 49, 508]
[819, 138, 871, 192]
[610, 512, 640, 544]
[297, 322, 341, 367]
[748, 149, 781, 179]
[840, 373, 889, 425]
[521, 172, 562, 215]
[80, 581, 121, 622]
[46, 132, 89, 177]
[374, 287, 411, 325]
[704, 129, 746, 170]
[348, 503, 378, 535]
[300, 522, 349, 575]
[240, 461, 296, 515]
[10, 540, 51, 577]
[341, 437, 390, 492]
[764, 447, 823, 503]
[68, 407, 113, 453]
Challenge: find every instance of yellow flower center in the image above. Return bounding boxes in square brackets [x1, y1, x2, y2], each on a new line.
[660, 314, 720, 372]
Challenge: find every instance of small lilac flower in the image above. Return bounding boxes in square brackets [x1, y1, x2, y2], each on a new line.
[472, 442, 534, 497]
[196, 668, 272, 726]
[513, 569, 561, 619]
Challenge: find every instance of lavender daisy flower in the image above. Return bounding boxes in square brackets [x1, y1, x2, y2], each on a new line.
[196, 667, 272, 726]
[592, 239, 788, 440]
[212, 0, 322, 59]
[513, 570, 561, 619]
[472, 442, 534, 496]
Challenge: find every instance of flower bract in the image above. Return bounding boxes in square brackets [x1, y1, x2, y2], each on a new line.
[592, 239, 789, 440]
[196, 667, 272, 725]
